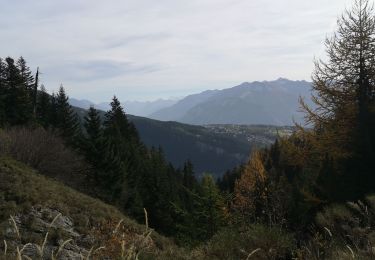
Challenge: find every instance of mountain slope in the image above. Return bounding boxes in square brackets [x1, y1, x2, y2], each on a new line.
[0, 158, 181, 259]
[150, 79, 313, 125]
[127, 116, 290, 177]
[74, 106, 285, 177]
[127, 116, 251, 177]
[150, 90, 219, 121]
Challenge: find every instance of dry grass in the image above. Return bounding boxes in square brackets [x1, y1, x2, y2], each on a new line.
[0, 157, 184, 259]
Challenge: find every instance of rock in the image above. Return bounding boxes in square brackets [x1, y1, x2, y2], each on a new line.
[3, 206, 92, 259]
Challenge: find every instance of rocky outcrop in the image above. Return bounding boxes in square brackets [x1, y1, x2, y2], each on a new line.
[3, 206, 91, 259]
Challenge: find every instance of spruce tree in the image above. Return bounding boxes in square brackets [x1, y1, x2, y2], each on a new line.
[82, 106, 107, 184]
[198, 174, 225, 239]
[183, 160, 197, 190]
[54, 85, 81, 146]
[4, 57, 33, 125]
[16, 56, 34, 92]
[102, 96, 133, 202]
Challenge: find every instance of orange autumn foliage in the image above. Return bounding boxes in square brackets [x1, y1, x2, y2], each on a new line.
[232, 150, 268, 222]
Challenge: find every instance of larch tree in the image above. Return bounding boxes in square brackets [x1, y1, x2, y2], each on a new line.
[300, 0, 375, 199]
[232, 150, 268, 223]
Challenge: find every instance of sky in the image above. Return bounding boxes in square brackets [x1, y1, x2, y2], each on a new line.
[0, 0, 353, 102]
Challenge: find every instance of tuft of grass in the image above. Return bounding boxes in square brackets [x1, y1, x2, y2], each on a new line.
[51, 238, 72, 260]
[9, 216, 20, 239]
[2, 240, 7, 256]
[35, 232, 48, 257]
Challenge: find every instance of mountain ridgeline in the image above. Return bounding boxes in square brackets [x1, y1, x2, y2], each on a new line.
[150, 78, 313, 125]
[69, 97, 178, 117]
[71, 78, 313, 126]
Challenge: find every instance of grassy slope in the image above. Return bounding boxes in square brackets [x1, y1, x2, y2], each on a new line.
[0, 157, 125, 226]
[0, 157, 185, 259]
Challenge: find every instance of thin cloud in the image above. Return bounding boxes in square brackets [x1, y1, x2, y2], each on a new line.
[0, 0, 353, 101]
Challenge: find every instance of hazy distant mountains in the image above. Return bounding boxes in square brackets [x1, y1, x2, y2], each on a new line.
[69, 98, 178, 117]
[150, 78, 313, 126]
[70, 78, 313, 126]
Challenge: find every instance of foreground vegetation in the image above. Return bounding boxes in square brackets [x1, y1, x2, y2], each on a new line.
[0, 158, 186, 259]
[0, 0, 374, 259]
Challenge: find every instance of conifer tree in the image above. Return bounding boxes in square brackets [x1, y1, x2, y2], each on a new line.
[4, 57, 33, 125]
[0, 58, 5, 88]
[16, 56, 34, 92]
[198, 174, 225, 238]
[36, 85, 51, 127]
[54, 85, 81, 145]
[82, 106, 106, 183]
[217, 166, 243, 193]
[102, 96, 134, 202]
[232, 151, 269, 223]
[183, 160, 197, 190]
[301, 0, 375, 199]
[180, 160, 198, 213]
[104, 96, 139, 143]
[84, 106, 102, 143]
[141, 147, 179, 233]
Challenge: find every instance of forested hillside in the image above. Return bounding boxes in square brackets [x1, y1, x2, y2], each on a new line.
[73, 106, 285, 177]
[0, 56, 231, 247]
[0, 0, 375, 259]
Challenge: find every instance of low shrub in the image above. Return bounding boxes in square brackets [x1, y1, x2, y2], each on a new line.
[0, 127, 88, 189]
[193, 224, 295, 260]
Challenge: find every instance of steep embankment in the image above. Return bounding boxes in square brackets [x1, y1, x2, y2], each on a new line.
[0, 158, 183, 259]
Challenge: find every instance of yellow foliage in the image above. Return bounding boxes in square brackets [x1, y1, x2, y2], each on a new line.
[232, 151, 268, 218]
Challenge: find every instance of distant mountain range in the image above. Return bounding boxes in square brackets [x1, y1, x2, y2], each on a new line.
[150, 78, 313, 126]
[69, 78, 311, 175]
[69, 98, 178, 117]
[70, 78, 313, 126]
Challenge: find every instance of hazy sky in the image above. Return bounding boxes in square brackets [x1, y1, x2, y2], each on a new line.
[1, 0, 353, 102]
